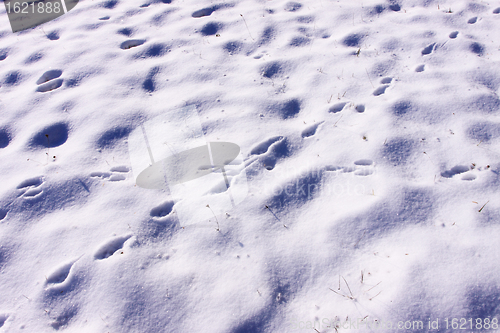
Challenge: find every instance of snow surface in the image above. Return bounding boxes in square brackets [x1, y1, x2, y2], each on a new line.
[1, 0, 500, 332]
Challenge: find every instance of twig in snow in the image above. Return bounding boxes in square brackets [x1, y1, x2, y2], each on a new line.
[265, 205, 287, 228]
[206, 204, 220, 231]
[478, 201, 489, 213]
[240, 14, 254, 40]
[369, 291, 382, 301]
[365, 68, 375, 88]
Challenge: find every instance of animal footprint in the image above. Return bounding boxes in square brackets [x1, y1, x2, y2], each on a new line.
[373, 77, 392, 96]
[91, 166, 129, 182]
[329, 102, 347, 113]
[449, 31, 459, 39]
[0, 314, 8, 328]
[192, 4, 229, 18]
[355, 104, 365, 113]
[421, 43, 436, 55]
[120, 39, 146, 50]
[353, 159, 375, 176]
[441, 165, 469, 178]
[36, 70, 63, 92]
[250, 136, 283, 155]
[441, 165, 477, 181]
[373, 85, 389, 96]
[17, 176, 44, 198]
[0, 209, 7, 221]
[468, 17, 478, 24]
[45, 259, 79, 287]
[0, 128, 11, 149]
[250, 136, 287, 171]
[301, 122, 323, 138]
[325, 159, 375, 176]
[94, 234, 132, 260]
[150, 200, 174, 218]
[192, 7, 216, 18]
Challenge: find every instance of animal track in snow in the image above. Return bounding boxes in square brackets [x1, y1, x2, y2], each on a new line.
[17, 176, 44, 198]
[0, 209, 7, 221]
[192, 4, 232, 18]
[468, 17, 478, 24]
[36, 70, 62, 85]
[380, 77, 392, 84]
[355, 104, 365, 113]
[329, 102, 347, 113]
[192, 7, 216, 18]
[421, 43, 436, 55]
[91, 166, 129, 182]
[250, 136, 288, 170]
[301, 122, 323, 138]
[325, 159, 375, 176]
[494, 8, 500, 14]
[150, 200, 174, 218]
[109, 174, 126, 182]
[37, 78, 63, 92]
[36, 70, 63, 92]
[250, 136, 283, 155]
[373, 85, 389, 96]
[90, 171, 111, 178]
[415, 64, 425, 72]
[441, 165, 469, 178]
[373, 77, 393, 96]
[354, 159, 374, 166]
[0, 314, 8, 328]
[110, 165, 129, 173]
[94, 234, 132, 260]
[120, 39, 146, 50]
[45, 259, 79, 286]
[441, 165, 479, 181]
[449, 31, 459, 39]
[0, 128, 11, 148]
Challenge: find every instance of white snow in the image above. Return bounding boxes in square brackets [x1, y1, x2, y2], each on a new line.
[0, 0, 500, 332]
